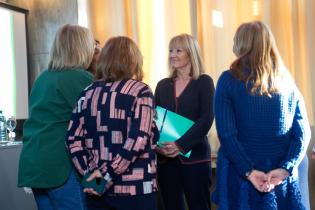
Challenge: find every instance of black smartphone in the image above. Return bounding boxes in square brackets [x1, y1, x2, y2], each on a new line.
[81, 172, 106, 194]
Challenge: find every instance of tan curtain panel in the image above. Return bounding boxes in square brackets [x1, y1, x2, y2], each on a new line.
[78, 0, 315, 158]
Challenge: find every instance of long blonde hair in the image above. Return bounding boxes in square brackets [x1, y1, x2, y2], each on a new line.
[168, 34, 204, 79]
[48, 24, 94, 70]
[231, 21, 290, 96]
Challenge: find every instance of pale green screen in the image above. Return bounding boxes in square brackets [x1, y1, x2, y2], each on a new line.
[0, 7, 28, 119]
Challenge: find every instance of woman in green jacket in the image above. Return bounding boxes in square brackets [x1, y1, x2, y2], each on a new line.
[18, 24, 94, 210]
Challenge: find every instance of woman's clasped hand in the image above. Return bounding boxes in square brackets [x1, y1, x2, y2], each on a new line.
[247, 168, 289, 192]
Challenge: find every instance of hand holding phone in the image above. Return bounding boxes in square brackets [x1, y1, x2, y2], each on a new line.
[81, 171, 106, 195]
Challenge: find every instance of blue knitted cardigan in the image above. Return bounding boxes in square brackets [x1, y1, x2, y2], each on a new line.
[212, 70, 310, 210]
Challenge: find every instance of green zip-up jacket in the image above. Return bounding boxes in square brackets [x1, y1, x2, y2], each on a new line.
[18, 68, 93, 188]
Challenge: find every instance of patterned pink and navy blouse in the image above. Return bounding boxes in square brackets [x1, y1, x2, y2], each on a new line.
[66, 79, 159, 196]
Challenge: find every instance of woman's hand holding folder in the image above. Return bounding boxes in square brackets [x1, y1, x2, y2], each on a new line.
[156, 142, 180, 158]
[82, 170, 106, 196]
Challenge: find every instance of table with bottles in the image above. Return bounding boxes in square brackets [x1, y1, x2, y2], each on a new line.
[0, 111, 36, 210]
[0, 110, 17, 144]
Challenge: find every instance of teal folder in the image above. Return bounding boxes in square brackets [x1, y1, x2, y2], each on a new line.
[156, 106, 193, 158]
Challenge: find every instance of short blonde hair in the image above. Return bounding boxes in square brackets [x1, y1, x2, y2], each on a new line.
[95, 36, 143, 82]
[231, 21, 289, 96]
[48, 24, 94, 70]
[168, 34, 204, 79]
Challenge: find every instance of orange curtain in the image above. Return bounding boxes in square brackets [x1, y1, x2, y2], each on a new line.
[196, 0, 314, 124]
[78, 0, 315, 158]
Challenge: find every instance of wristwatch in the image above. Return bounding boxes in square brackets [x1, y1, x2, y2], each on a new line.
[245, 169, 253, 178]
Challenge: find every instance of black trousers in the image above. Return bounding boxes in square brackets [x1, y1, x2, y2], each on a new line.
[86, 192, 157, 210]
[157, 158, 212, 210]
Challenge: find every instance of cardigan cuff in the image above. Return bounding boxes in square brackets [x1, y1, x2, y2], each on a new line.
[101, 165, 118, 183]
[279, 162, 294, 175]
[236, 162, 254, 178]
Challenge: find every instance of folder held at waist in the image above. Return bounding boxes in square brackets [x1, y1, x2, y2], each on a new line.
[155, 106, 193, 158]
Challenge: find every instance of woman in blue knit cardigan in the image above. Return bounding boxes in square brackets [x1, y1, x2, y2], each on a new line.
[212, 21, 310, 210]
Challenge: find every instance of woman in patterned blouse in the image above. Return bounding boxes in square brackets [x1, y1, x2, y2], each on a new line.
[66, 36, 159, 210]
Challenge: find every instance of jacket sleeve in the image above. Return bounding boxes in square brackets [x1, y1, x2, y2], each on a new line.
[279, 90, 311, 174]
[214, 72, 254, 177]
[66, 91, 96, 176]
[175, 75, 215, 153]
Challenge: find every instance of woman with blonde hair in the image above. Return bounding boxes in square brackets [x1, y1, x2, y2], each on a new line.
[66, 36, 159, 210]
[155, 34, 215, 210]
[18, 24, 94, 210]
[212, 21, 310, 210]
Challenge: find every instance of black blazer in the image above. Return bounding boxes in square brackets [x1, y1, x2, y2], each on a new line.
[154, 74, 215, 163]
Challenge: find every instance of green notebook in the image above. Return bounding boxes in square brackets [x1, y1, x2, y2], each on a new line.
[156, 106, 193, 158]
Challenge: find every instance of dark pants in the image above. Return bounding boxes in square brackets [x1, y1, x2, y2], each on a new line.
[86, 192, 157, 210]
[157, 158, 211, 210]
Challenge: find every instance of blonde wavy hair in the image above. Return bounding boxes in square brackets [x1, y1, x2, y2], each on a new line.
[231, 21, 290, 96]
[48, 24, 94, 70]
[168, 34, 204, 79]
